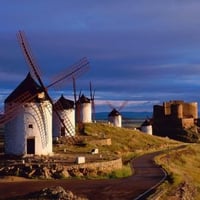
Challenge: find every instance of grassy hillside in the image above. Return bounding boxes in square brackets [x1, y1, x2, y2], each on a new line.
[74, 123, 180, 163]
[154, 144, 200, 199]
[77, 123, 200, 199]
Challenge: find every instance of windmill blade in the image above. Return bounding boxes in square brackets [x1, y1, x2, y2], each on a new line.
[89, 81, 92, 100]
[47, 57, 89, 89]
[106, 101, 115, 110]
[118, 100, 129, 111]
[0, 91, 33, 125]
[17, 31, 80, 144]
[72, 77, 77, 104]
[78, 90, 82, 99]
[17, 31, 42, 82]
[53, 98, 77, 144]
[89, 81, 96, 121]
[92, 89, 95, 100]
[91, 94, 96, 122]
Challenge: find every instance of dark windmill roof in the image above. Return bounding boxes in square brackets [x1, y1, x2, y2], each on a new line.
[141, 119, 151, 126]
[54, 95, 74, 110]
[77, 94, 90, 104]
[108, 108, 121, 117]
[4, 73, 46, 103]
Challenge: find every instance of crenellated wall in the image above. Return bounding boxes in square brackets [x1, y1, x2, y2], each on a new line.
[153, 100, 198, 139]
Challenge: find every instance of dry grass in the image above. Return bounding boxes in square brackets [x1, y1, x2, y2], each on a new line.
[53, 122, 180, 180]
[76, 123, 180, 162]
[154, 144, 200, 199]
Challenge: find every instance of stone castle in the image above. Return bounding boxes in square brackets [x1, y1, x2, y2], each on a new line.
[153, 100, 198, 140]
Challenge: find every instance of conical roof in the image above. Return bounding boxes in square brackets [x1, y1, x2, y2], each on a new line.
[77, 94, 90, 104]
[5, 73, 46, 103]
[141, 119, 151, 126]
[108, 108, 121, 117]
[54, 94, 74, 110]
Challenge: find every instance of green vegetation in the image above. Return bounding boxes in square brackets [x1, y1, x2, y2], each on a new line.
[2, 121, 200, 198]
[108, 164, 132, 179]
[53, 123, 180, 180]
[77, 123, 200, 198]
[154, 144, 200, 199]
[82, 123, 179, 162]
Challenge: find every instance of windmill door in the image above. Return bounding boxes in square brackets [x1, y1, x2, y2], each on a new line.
[27, 138, 35, 154]
[61, 127, 65, 136]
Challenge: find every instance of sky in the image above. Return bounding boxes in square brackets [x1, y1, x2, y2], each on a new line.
[1, 1, 200, 114]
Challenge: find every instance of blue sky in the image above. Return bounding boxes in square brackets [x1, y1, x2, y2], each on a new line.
[1, 1, 200, 113]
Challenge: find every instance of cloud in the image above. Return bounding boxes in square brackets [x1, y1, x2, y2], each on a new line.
[1, 1, 200, 112]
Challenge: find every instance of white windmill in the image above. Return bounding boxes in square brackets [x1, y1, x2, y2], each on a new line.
[4, 73, 53, 155]
[53, 95, 75, 137]
[73, 79, 95, 124]
[107, 101, 128, 128]
[141, 119, 153, 135]
[2, 31, 89, 156]
[77, 94, 92, 123]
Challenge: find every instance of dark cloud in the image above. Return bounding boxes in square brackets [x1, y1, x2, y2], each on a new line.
[1, 1, 200, 112]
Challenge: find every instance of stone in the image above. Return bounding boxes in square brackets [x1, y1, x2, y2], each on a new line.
[76, 156, 85, 164]
[91, 148, 99, 154]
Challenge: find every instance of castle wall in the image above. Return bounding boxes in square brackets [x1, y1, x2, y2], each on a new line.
[183, 102, 198, 119]
[181, 118, 194, 129]
[163, 102, 171, 115]
[153, 105, 164, 118]
[153, 100, 198, 138]
[171, 104, 183, 118]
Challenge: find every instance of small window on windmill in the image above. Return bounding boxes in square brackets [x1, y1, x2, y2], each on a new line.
[38, 92, 45, 99]
[28, 124, 33, 129]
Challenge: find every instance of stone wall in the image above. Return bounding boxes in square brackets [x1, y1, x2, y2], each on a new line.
[87, 138, 112, 146]
[181, 118, 194, 129]
[0, 158, 122, 179]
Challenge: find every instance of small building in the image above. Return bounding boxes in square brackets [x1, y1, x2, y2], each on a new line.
[53, 95, 75, 137]
[108, 108, 122, 127]
[141, 119, 152, 135]
[4, 73, 52, 156]
[76, 94, 92, 123]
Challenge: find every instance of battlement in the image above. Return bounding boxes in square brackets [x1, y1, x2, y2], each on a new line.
[153, 100, 198, 140]
[153, 100, 198, 120]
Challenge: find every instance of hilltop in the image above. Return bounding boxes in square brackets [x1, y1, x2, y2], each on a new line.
[1, 122, 200, 199]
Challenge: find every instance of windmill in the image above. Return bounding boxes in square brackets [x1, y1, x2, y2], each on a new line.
[2, 30, 89, 155]
[53, 94, 75, 138]
[72, 78, 92, 125]
[107, 101, 128, 127]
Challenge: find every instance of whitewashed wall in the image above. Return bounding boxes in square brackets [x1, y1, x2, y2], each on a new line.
[108, 115, 122, 127]
[80, 103, 92, 123]
[53, 108, 75, 137]
[141, 125, 153, 135]
[5, 101, 52, 156]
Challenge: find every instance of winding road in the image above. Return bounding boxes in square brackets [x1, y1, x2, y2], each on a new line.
[0, 151, 167, 200]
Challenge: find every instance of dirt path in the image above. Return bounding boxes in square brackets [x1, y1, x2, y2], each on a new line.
[0, 151, 166, 200]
